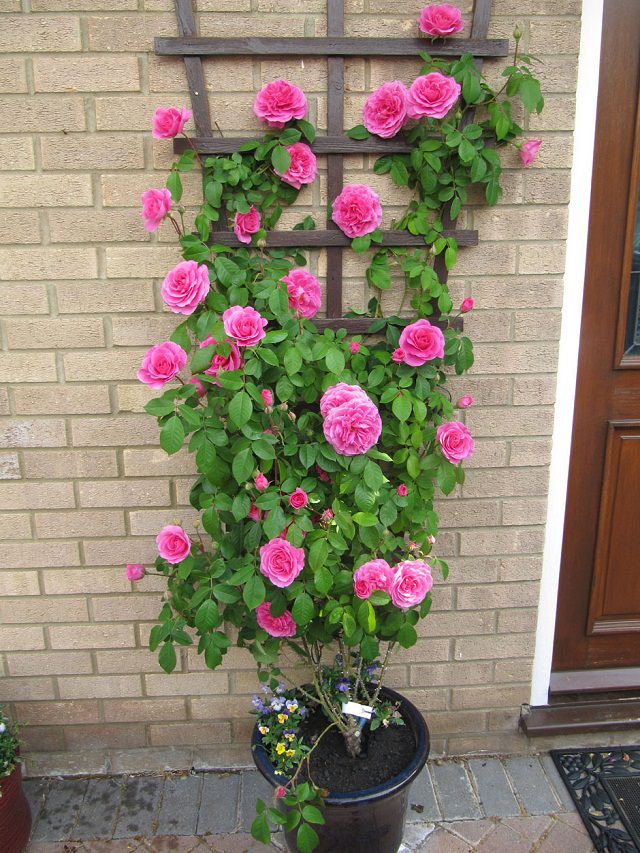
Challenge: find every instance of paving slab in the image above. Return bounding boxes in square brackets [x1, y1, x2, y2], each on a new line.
[239, 770, 278, 832]
[197, 771, 241, 835]
[23, 777, 50, 827]
[73, 776, 124, 840]
[408, 767, 441, 822]
[156, 773, 203, 836]
[540, 753, 575, 810]
[112, 776, 163, 840]
[431, 762, 481, 822]
[504, 756, 561, 815]
[468, 758, 521, 818]
[30, 778, 88, 842]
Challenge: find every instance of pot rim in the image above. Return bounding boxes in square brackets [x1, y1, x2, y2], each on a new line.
[251, 685, 429, 806]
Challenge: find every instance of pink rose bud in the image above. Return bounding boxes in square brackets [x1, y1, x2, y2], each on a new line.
[253, 80, 308, 128]
[418, 4, 465, 37]
[275, 786, 288, 798]
[397, 484, 408, 497]
[363, 81, 408, 139]
[233, 206, 261, 245]
[189, 376, 206, 397]
[349, 341, 360, 354]
[399, 319, 445, 366]
[259, 538, 305, 588]
[156, 524, 191, 564]
[280, 269, 322, 319]
[222, 305, 267, 347]
[321, 508, 334, 522]
[406, 72, 461, 120]
[316, 466, 330, 483]
[275, 142, 317, 189]
[137, 341, 187, 390]
[152, 106, 192, 139]
[140, 188, 171, 232]
[289, 488, 308, 509]
[126, 563, 145, 582]
[161, 260, 210, 315]
[460, 298, 474, 313]
[332, 184, 382, 238]
[261, 389, 273, 407]
[255, 473, 269, 492]
[457, 395, 473, 409]
[519, 138, 542, 167]
[248, 502, 261, 522]
[392, 348, 406, 364]
[427, 535, 436, 545]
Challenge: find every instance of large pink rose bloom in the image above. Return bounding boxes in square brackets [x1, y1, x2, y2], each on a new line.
[152, 106, 192, 139]
[407, 72, 461, 120]
[137, 341, 187, 390]
[140, 188, 171, 232]
[234, 206, 261, 244]
[276, 143, 317, 189]
[390, 560, 433, 609]
[419, 4, 464, 36]
[398, 319, 445, 366]
[222, 305, 267, 347]
[363, 81, 408, 139]
[436, 421, 474, 463]
[281, 268, 322, 319]
[256, 601, 297, 638]
[353, 559, 395, 600]
[320, 383, 369, 418]
[199, 336, 242, 382]
[259, 538, 305, 588]
[253, 80, 308, 128]
[332, 184, 383, 238]
[323, 398, 382, 457]
[520, 138, 542, 167]
[156, 525, 191, 564]
[161, 260, 210, 315]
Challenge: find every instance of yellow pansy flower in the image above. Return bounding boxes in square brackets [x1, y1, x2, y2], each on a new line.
[276, 743, 286, 754]
[286, 749, 296, 757]
[277, 713, 288, 724]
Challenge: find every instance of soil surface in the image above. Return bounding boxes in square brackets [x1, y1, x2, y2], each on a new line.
[298, 704, 416, 793]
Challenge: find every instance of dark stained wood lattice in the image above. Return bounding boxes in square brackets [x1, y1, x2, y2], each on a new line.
[155, 0, 506, 331]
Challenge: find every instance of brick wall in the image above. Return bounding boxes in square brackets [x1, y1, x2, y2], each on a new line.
[0, 0, 581, 770]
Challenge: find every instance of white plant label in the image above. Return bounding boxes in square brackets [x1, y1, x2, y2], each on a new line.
[342, 701, 373, 720]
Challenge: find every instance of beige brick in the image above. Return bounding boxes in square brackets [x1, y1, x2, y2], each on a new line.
[474, 206, 568, 242]
[525, 170, 572, 205]
[455, 633, 536, 661]
[530, 19, 580, 54]
[64, 351, 143, 383]
[58, 674, 142, 699]
[473, 343, 558, 375]
[103, 697, 186, 722]
[514, 310, 562, 342]
[0, 211, 41, 244]
[7, 319, 105, 350]
[471, 276, 564, 309]
[460, 528, 544, 556]
[0, 16, 82, 52]
[0, 453, 21, 480]
[95, 95, 193, 132]
[2, 677, 56, 701]
[144, 671, 229, 696]
[87, 13, 178, 52]
[462, 468, 549, 498]
[0, 541, 80, 570]
[423, 710, 488, 735]
[451, 684, 528, 711]
[24, 449, 118, 479]
[419, 610, 495, 638]
[111, 315, 179, 346]
[78, 479, 170, 508]
[464, 440, 509, 470]
[96, 648, 162, 674]
[510, 439, 552, 467]
[0, 352, 57, 383]
[435, 499, 500, 529]
[33, 56, 141, 92]
[410, 661, 494, 688]
[91, 594, 162, 622]
[14, 384, 111, 416]
[43, 567, 129, 595]
[41, 134, 145, 171]
[129, 508, 199, 536]
[13, 700, 99, 725]
[0, 389, 8, 416]
[105, 246, 182, 278]
[0, 58, 27, 93]
[0, 513, 31, 540]
[65, 723, 146, 750]
[0, 174, 93, 208]
[0, 596, 88, 624]
[49, 623, 135, 649]
[0, 480, 74, 511]
[498, 608, 539, 634]
[0, 248, 97, 281]
[83, 538, 156, 567]
[0, 419, 67, 448]
[49, 209, 149, 244]
[56, 280, 155, 314]
[0, 283, 49, 315]
[117, 384, 154, 413]
[513, 376, 556, 406]
[149, 721, 231, 746]
[6, 651, 93, 677]
[503, 498, 548, 526]
[123, 447, 196, 477]
[0, 570, 39, 596]
[35, 509, 126, 538]
[71, 414, 158, 446]
[21, 726, 67, 753]
[493, 659, 535, 685]
[457, 582, 539, 610]
[0, 625, 45, 650]
[498, 556, 543, 582]
[101, 173, 202, 208]
[0, 96, 85, 133]
[519, 241, 567, 275]
[0, 137, 35, 171]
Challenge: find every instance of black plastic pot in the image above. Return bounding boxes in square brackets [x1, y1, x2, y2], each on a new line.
[251, 686, 430, 853]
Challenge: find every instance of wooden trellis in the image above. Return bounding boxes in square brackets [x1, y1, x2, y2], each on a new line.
[155, 0, 508, 331]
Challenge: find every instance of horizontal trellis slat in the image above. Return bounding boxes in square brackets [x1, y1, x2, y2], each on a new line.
[313, 316, 461, 332]
[207, 229, 477, 248]
[174, 135, 413, 155]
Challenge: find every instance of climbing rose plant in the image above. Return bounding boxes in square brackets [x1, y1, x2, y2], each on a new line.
[130, 8, 542, 849]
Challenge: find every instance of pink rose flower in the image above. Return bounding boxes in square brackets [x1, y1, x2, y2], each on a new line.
[255, 473, 269, 492]
[289, 488, 308, 509]
[320, 383, 370, 418]
[259, 538, 305, 588]
[233, 206, 261, 244]
[418, 4, 464, 37]
[406, 72, 461, 120]
[126, 563, 145, 581]
[520, 138, 542, 167]
[275, 785, 287, 798]
[222, 305, 267, 347]
[248, 502, 262, 522]
[275, 142, 317, 189]
[140, 188, 171, 232]
[198, 336, 242, 383]
[332, 184, 382, 238]
[261, 389, 273, 408]
[189, 376, 206, 397]
[392, 348, 406, 363]
[460, 297, 474, 313]
[457, 395, 473, 409]
[349, 341, 360, 354]
[281, 268, 322, 319]
[137, 341, 187, 390]
[323, 398, 382, 457]
[161, 260, 210, 315]
[152, 106, 192, 139]
[156, 524, 191, 564]
[390, 560, 433, 609]
[256, 601, 297, 638]
[398, 319, 445, 366]
[253, 79, 308, 128]
[353, 559, 395, 600]
[363, 81, 408, 139]
[436, 420, 475, 463]
[397, 484, 408, 497]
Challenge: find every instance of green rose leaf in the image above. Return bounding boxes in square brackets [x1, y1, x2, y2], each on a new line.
[232, 447, 254, 484]
[158, 641, 177, 673]
[272, 145, 292, 175]
[397, 622, 418, 649]
[195, 599, 221, 632]
[160, 415, 185, 455]
[296, 822, 319, 853]
[301, 805, 325, 825]
[243, 574, 266, 609]
[392, 394, 412, 422]
[229, 391, 253, 428]
[346, 124, 370, 140]
[353, 512, 377, 527]
[292, 592, 314, 625]
[166, 170, 183, 203]
[325, 348, 345, 375]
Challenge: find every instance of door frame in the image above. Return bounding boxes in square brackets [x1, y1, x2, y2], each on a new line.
[529, 0, 605, 705]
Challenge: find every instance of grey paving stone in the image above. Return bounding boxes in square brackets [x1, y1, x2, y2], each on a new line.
[197, 770, 241, 834]
[408, 766, 441, 822]
[505, 756, 560, 815]
[156, 773, 202, 836]
[30, 778, 88, 841]
[431, 761, 481, 821]
[240, 769, 278, 832]
[540, 754, 576, 811]
[23, 777, 49, 829]
[469, 758, 521, 818]
[112, 775, 163, 839]
[72, 775, 124, 839]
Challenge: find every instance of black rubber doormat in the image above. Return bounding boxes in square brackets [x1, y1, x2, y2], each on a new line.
[551, 746, 640, 851]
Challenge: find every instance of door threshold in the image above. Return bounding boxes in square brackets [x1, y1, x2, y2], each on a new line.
[521, 695, 640, 737]
[550, 668, 640, 695]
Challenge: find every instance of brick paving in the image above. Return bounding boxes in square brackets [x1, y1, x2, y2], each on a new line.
[22, 755, 594, 852]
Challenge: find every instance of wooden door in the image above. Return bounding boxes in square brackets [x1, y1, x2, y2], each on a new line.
[552, 0, 640, 676]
